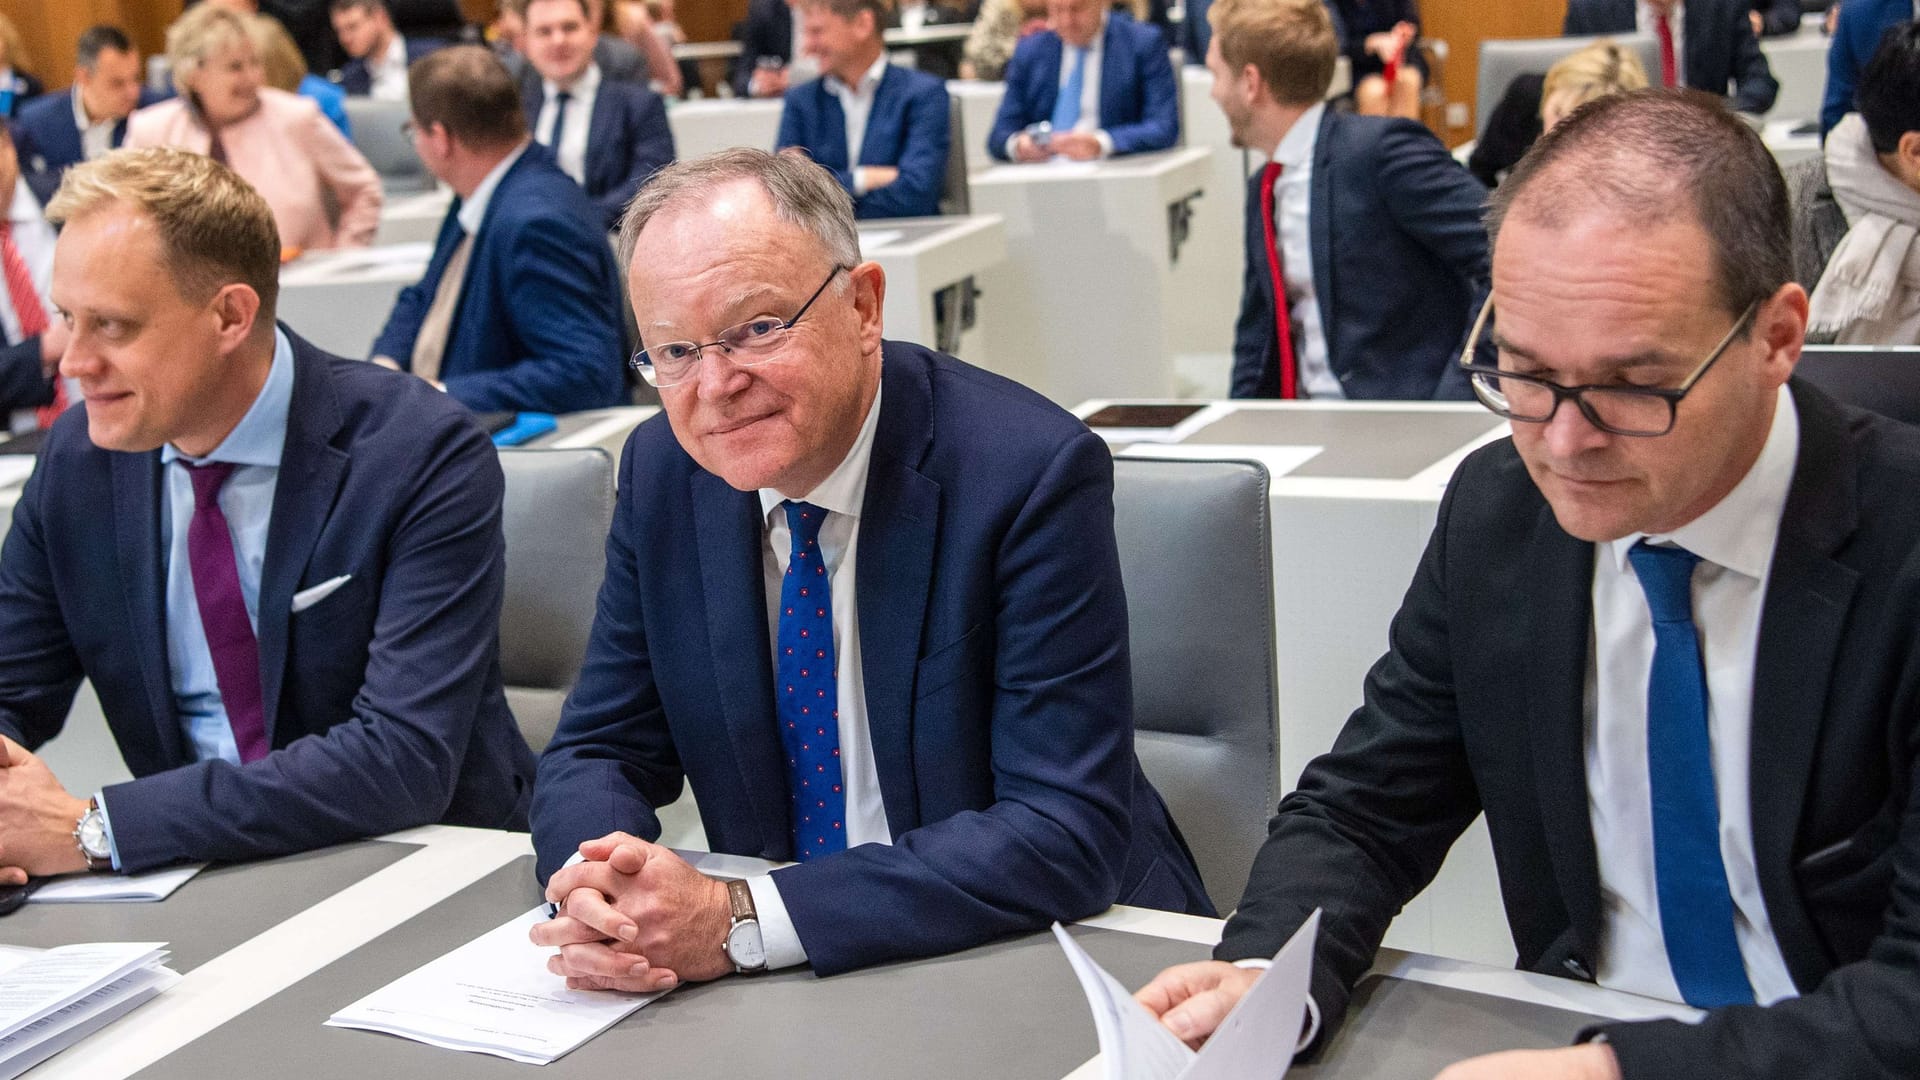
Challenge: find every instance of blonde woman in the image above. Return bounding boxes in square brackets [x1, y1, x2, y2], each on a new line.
[1468, 39, 1648, 188]
[127, 4, 381, 252]
[0, 14, 44, 119]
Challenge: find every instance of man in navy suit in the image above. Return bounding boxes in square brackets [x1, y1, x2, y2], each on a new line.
[330, 0, 444, 99]
[517, 0, 673, 231]
[731, 0, 800, 99]
[1208, 0, 1487, 400]
[0, 147, 535, 882]
[372, 46, 626, 414]
[13, 27, 160, 207]
[776, 0, 951, 220]
[1564, 0, 1777, 114]
[527, 148, 1212, 986]
[988, 0, 1179, 161]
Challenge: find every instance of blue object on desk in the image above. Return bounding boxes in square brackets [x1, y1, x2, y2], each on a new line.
[491, 413, 558, 447]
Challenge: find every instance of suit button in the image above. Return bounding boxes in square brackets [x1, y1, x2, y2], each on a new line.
[1563, 955, 1593, 981]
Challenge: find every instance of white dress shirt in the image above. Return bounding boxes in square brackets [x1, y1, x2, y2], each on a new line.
[1637, 1, 1688, 87]
[745, 383, 891, 969]
[1002, 19, 1115, 159]
[369, 33, 412, 102]
[71, 86, 117, 162]
[536, 63, 602, 187]
[825, 54, 889, 195]
[1585, 383, 1800, 1005]
[1266, 103, 1338, 399]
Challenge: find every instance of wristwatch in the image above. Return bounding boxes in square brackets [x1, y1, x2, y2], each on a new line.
[721, 879, 767, 973]
[72, 798, 111, 872]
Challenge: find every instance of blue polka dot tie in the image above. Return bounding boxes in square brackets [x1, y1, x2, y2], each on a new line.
[777, 501, 847, 861]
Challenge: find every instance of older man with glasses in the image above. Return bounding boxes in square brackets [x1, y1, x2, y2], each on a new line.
[526, 146, 1213, 989]
[1135, 89, 1920, 1080]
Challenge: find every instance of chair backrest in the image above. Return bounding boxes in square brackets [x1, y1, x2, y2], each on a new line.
[498, 447, 615, 751]
[1113, 456, 1278, 912]
[939, 92, 971, 216]
[1475, 34, 1659, 139]
[1795, 348, 1920, 425]
[344, 96, 433, 193]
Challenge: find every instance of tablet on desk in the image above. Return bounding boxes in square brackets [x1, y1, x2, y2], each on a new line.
[1082, 403, 1208, 430]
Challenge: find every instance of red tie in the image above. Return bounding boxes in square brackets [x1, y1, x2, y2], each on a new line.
[1655, 12, 1677, 88]
[0, 222, 63, 427]
[1257, 162, 1300, 400]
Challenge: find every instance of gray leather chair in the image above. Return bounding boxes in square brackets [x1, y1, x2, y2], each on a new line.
[1114, 457, 1278, 912]
[1475, 34, 1659, 140]
[344, 97, 434, 193]
[498, 448, 615, 751]
[939, 93, 971, 216]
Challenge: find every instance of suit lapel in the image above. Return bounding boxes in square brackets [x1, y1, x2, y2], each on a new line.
[110, 451, 187, 767]
[857, 356, 940, 832]
[254, 334, 347, 747]
[691, 471, 791, 858]
[1099, 19, 1127, 128]
[1308, 109, 1337, 362]
[859, 68, 898, 169]
[1522, 500, 1605, 951]
[587, 86, 621, 192]
[817, 84, 851, 173]
[1035, 36, 1063, 118]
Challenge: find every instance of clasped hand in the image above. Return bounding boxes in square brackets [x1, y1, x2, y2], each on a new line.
[528, 831, 734, 991]
[0, 735, 90, 882]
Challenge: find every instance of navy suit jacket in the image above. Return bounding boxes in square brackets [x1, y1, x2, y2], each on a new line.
[532, 342, 1214, 975]
[14, 88, 167, 206]
[1820, 0, 1911, 135]
[1564, 0, 1778, 113]
[1232, 109, 1488, 400]
[0, 341, 54, 413]
[0, 331, 536, 874]
[336, 34, 445, 95]
[730, 0, 793, 97]
[522, 79, 675, 230]
[987, 11, 1179, 160]
[371, 144, 627, 413]
[776, 65, 951, 220]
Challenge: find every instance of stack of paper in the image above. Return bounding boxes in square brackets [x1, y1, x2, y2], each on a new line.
[0, 942, 181, 1080]
[27, 864, 205, 904]
[326, 906, 667, 1064]
[1054, 910, 1320, 1080]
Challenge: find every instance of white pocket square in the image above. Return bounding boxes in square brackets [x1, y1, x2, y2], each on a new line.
[291, 575, 353, 613]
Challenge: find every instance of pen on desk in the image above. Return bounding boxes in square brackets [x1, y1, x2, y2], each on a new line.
[0, 879, 40, 916]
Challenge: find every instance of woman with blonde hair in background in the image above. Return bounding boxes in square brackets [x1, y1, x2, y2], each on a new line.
[1468, 39, 1648, 187]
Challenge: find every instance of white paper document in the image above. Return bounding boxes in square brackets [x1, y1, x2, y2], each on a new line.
[1054, 909, 1320, 1080]
[326, 906, 667, 1065]
[0, 941, 178, 1080]
[0, 962, 178, 1080]
[1116, 442, 1324, 480]
[28, 863, 205, 903]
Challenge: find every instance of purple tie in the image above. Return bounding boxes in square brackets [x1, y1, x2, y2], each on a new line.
[185, 462, 270, 764]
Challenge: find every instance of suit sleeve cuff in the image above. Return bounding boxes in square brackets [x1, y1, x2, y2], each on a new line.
[1231, 958, 1319, 1051]
[745, 873, 809, 971]
[93, 790, 124, 873]
[1095, 129, 1115, 158]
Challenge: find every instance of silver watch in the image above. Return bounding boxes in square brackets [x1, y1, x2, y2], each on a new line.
[73, 798, 111, 871]
[722, 879, 767, 973]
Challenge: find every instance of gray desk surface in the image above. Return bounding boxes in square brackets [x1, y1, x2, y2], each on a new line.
[1299, 974, 1604, 1078]
[1182, 409, 1504, 480]
[0, 840, 418, 973]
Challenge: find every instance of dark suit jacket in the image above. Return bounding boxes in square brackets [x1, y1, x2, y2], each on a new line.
[1820, 0, 1910, 135]
[1232, 109, 1488, 400]
[1465, 72, 1543, 189]
[987, 11, 1179, 160]
[371, 143, 626, 414]
[1564, 0, 1778, 113]
[1752, 0, 1804, 36]
[776, 65, 951, 220]
[731, 0, 793, 98]
[521, 79, 675, 229]
[0, 330, 537, 874]
[14, 88, 168, 206]
[887, 2, 970, 79]
[532, 342, 1215, 975]
[1219, 382, 1920, 1079]
[336, 34, 446, 96]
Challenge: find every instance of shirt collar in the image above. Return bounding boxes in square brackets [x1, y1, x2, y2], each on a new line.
[1639, 1, 1684, 23]
[1271, 101, 1326, 169]
[71, 85, 109, 131]
[1604, 382, 1800, 580]
[457, 140, 530, 234]
[381, 32, 409, 72]
[758, 379, 883, 523]
[9, 177, 42, 225]
[824, 53, 888, 98]
[162, 327, 296, 469]
[542, 61, 601, 101]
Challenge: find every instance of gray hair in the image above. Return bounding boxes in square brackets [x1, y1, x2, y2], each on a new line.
[615, 148, 861, 278]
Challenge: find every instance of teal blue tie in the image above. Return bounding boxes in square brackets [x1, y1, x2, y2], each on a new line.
[1051, 45, 1088, 132]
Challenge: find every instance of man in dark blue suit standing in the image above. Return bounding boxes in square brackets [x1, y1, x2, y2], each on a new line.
[988, 0, 1179, 161]
[527, 148, 1211, 986]
[516, 0, 674, 231]
[0, 147, 534, 882]
[13, 27, 160, 207]
[776, 0, 951, 220]
[371, 46, 626, 414]
[1564, 0, 1777, 114]
[1208, 0, 1488, 400]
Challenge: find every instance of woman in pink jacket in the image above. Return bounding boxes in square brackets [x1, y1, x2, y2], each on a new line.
[128, 4, 381, 252]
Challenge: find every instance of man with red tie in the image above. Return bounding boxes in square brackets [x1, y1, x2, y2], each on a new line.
[1564, 0, 1778, 115]
[0, 122, 68, 426]
[1208, 0, 1489, 400]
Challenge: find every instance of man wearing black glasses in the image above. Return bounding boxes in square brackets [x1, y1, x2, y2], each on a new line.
[525, 147, 1212, 988]
[1137, 90, 1920, 1080]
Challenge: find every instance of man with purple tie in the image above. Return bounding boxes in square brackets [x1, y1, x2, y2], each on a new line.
[0, 147, 534, 882]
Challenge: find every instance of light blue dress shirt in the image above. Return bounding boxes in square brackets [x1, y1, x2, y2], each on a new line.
[96, 330, 294, 869]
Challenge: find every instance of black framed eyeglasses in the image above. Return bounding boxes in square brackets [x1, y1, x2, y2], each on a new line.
[629, 266, 850, 389]
[1457, 296, 1761, 438]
